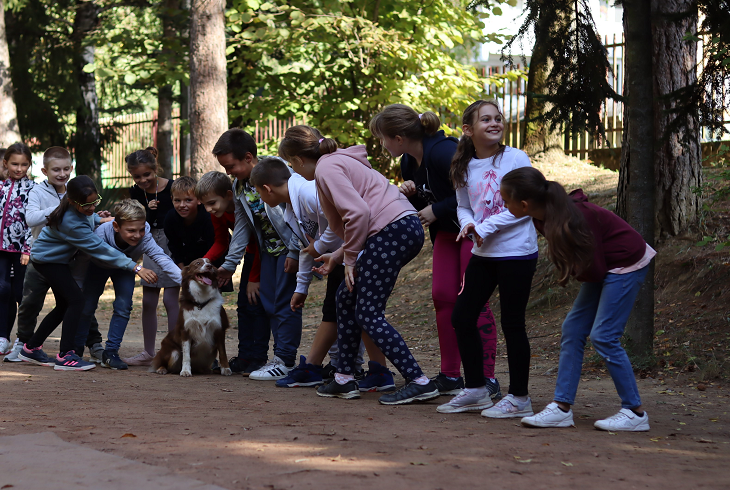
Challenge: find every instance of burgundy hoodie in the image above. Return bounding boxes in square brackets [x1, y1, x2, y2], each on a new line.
[533, 189, 647, 283]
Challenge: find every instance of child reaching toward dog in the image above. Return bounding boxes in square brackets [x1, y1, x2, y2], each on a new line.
[503, 168, 655, 431]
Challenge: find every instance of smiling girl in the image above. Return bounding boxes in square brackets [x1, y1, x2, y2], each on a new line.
[19, 176, 147, 371]
[0, 143, 34, 356]
[125, 147, 180, 366]
[436, 100, 539, 418]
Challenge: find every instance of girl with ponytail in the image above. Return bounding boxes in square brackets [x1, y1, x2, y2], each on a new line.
[438, 99, 539, 418]
[369, 104, 501, 399]
[502, 167, 655, 432]
[279, 125, 440, 405]
[20, 176, 153, 371]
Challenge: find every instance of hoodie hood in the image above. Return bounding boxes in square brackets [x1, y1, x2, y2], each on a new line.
[569, 188, 588, 203]
[320, 145, 372, 169]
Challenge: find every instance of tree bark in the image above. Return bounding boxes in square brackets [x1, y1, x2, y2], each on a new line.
[0, 0, 21, 146]
[156, 0, 179, 180]
[72, 0, 102, 189]
[617, 0, 655, 364]
[651, 0, 702, 237]
[179, 0, 191, 177]
[189, 0, 227, 179]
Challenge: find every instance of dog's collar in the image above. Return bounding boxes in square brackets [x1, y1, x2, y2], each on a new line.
[192, 298, 213, 310]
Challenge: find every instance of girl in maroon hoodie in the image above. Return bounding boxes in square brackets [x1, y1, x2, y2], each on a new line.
[501, 167, 655, 432]
[278, 125, 440, 406]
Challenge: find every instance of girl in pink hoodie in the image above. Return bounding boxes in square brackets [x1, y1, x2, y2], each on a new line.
[279, 125, 440, 405]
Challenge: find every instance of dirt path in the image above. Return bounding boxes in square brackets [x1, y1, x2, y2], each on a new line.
[1, 260, 729, 490]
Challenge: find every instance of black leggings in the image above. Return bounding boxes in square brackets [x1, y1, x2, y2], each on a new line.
[0, 251, 25, 339]
[27, 262, 85, 355]
[451, 256, 537, 395]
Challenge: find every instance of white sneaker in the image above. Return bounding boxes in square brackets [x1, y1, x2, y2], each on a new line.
[249, 356, 292, 380]
[437, 388, 493, 413]
[594, 408, 650, 432]
[521, 402, 575, 428]
[0, 337, 11, 356]
[3, 338, 23, 362]
[482, 394, 534, 419]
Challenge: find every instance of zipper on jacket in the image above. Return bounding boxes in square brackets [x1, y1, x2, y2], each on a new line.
[1, 180, 16, 252]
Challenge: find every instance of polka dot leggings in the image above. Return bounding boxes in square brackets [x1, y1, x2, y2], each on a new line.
[336, 215, 425, 380]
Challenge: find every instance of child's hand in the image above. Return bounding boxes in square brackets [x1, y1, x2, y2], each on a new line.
[97, 210, 111, 218]
[418, 205, 437, 227]
[100, 216, 114, 224]
[217, 266, 233, 287]
[20, 254, 29, 266]
[284, 257, 298, 274]
[137, 267, 158, 283]
[312, 253, 336, 276]
[290, 292, 307, 311]
[148, 199, 158, 210]
[246, 281, 260, 305]
[344, 264, 357, 292]
[302, 234, 319, 258]
[457, 223, 484, 247]
[400, 180, 416, 197]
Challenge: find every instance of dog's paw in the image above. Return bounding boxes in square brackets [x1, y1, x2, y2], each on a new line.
[155, 367, 168, 375]
[220, 367, 232, 376]
[180, 367, 193, 377]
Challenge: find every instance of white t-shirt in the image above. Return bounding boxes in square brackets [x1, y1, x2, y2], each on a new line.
[455, 146, 538, 258]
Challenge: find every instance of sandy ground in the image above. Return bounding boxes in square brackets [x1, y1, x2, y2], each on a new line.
[1, 261, 729, 490]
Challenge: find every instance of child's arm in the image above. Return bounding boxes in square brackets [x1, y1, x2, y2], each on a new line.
[300, 190, 342, 256]
[140, 232, 183, 284]
[25, 189, 57, 228]
[219, 194, 252, 282]
[64, 223, 138, 272]
[204, 214, 231, 262]
[455, 184, 477, 230]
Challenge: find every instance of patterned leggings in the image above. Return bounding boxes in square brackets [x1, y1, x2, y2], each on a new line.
[336, 215, 425, 380]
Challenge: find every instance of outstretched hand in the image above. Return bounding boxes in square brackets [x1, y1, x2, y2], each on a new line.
[217, 266, 233, 287]
[312, 253, 336, 276]
[457, 223, 483, 247]
[137, 267, 158, 284]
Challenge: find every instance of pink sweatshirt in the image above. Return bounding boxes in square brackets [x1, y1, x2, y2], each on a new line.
[315, 145, 416, 266]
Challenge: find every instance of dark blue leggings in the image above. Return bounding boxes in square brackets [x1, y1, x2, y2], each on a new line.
[336, 215, 425, 380]
[0, 251, 25, 339]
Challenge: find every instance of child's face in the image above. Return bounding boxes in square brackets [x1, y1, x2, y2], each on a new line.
[42, 159, 73, 189]
[172, 190, 199, 220]
[3, 154, 31, 180]
[289, 156, 316, 181]
[217, 153, 254, 181]
[500, 184, 530, 219]
[255, 184, 285, 208]
[380, 135, 405, 159]
[464, 104, 504, 148]
[72, 192, 102, 216]
[113, 219, 146, 247]
[128, 164, 157, 191]
[200, 191, 232, 218]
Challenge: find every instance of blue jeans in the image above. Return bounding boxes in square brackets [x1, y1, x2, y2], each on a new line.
[75, 263, 136, 352]
[258, 250, 302, 366]
[554, 266, 649, 409]
[237, 252, 268, 361]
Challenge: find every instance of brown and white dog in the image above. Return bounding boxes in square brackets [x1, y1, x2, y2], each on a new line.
[151, 258, 232, 377]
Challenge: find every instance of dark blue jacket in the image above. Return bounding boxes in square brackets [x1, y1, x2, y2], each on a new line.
[399, 130, 460, 239]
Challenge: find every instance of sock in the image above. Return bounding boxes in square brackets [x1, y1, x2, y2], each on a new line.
[631, 408, 645, 417]
[557, 404, 570, 413]
[413, 375, 430, 386]
[511, 395, 529, 404]
[466, 386, 488, 398]
[488, 378, 496, 383]
[335, 373, 354, 385]
[446, 375, 460, 381]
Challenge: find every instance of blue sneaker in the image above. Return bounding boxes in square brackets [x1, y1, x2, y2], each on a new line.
[358, 361, 396, 392]
[275, 355, 323, 387]
[54, 351, 96, 371]
[18, 344, 55, 367]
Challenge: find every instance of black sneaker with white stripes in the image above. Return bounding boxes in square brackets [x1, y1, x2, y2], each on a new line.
[378, 380, 440, 405]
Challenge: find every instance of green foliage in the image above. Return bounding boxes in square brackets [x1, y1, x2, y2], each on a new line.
[226, 0, 507, 176]
[695, 144, 730, 251]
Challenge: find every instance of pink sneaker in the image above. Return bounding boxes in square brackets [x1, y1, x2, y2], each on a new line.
[122, 351, 154, 366]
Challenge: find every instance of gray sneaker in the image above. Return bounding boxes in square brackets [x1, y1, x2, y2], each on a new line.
[437, 388, 494, 414]
[481, 394, 534, 419]
[89, 343, 104, 364]
[3, 338, 23, 362]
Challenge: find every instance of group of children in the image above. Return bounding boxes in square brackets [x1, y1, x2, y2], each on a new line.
[0, 97, 655, 432]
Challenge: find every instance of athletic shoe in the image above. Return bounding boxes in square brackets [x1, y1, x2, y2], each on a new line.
[249, 355, 291, 381]
[3, 338, 23, 362]
[242, 359, 265, 377]
[485, 377, 503, 400]
[521, 402, 575, 428]
[18, 344, 56, 367]
[436, 388, 494, 414]
[594, 409, 650, 432]
[0, 337, 11, 355]
[482, 394, 534, 419]
[276, 356, 324, 387]
[316, 380, 360, 399]
[322, 362, 336, 382]
[101, 350, 128, 370]
[54, 351, 95, 371]
[89, 343, 104, 364]
[229, 356, 250, 374]
[122, 351, 154, 366]
[430, 372, 465, 395]
[378, 380, 440, 405]
[358, 361, 396, 392]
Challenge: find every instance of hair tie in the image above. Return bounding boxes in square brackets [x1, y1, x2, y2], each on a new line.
[318, 138, 324, 143]
[418, 113, 423, 120]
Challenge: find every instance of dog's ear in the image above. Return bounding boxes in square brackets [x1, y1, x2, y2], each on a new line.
[181, 261, 197, 278]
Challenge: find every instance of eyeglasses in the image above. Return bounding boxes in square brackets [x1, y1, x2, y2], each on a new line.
[73, 196, 103, 208]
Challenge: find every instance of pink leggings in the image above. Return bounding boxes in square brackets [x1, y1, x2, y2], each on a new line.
[432, 232, 497, 379]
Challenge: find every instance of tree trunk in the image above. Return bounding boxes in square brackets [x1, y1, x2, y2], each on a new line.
[179, 0, 191, 177]
[651, 0, 702, 237]
[0, 1, 21, 146]
[617, 0, 655, 364]
[189, 0, 227, 179]
[156, 0, 179, 180]
[523, 6, 564, 157]
[72, 0, 102, 189]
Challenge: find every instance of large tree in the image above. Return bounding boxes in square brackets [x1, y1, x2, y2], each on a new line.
[0, 0, 21, 146]
[189, 0, 227, 179]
